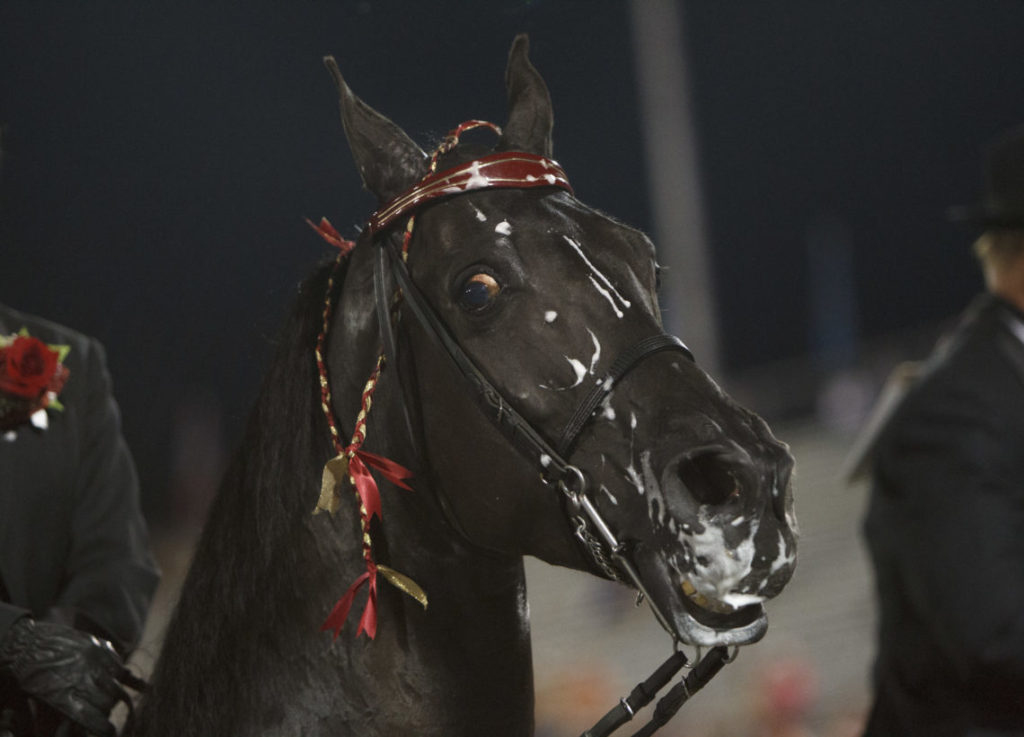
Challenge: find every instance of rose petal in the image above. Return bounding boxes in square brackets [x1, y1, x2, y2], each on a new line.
[30, 409, 48, 430]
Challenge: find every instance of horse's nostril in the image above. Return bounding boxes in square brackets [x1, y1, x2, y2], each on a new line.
[677, 452, 742, 506]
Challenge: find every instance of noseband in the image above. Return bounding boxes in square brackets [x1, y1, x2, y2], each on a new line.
[316, 121, 730, 736]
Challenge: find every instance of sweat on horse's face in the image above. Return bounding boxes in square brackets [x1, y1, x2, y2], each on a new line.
[395, 176, 796, 648]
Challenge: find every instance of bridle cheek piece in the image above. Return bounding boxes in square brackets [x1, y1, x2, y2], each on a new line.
[313, 120, 726, 736]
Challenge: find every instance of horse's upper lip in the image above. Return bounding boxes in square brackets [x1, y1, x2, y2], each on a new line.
[680, 578, 764, 617]
[678, 579, 763, 630]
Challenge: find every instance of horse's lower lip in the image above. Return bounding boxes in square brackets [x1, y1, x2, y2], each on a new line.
[674, 595, 767, 647]
[670, 578, 767, 646]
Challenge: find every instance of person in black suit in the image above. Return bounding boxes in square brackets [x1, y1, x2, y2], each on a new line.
[863, 126, 1024, 736]
[0, 304, 159, 737]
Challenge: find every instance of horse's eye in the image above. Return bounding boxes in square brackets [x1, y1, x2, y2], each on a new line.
[458, 273, 501, 311]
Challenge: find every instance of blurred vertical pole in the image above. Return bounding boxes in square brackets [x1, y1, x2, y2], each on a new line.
[629, 0, 720, 373]
[806, 212, 858, 370]
[806, 211, 870, 431]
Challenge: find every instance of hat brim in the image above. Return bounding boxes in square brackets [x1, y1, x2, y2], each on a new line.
[947, 201, 1024, 228]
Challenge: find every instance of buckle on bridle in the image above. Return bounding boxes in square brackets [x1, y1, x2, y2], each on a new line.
[556, 464, 588, 502]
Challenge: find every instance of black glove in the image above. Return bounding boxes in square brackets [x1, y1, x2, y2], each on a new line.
[0, 618, 127, 737]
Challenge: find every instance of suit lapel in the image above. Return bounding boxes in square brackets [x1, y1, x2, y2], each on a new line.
[997, 311, 1024, 391]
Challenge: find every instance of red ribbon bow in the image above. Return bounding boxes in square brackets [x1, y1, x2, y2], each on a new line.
[322, 561, 379, 640]
[320, 450, 413, 640]
[306, 216, 356, 254]
[348, 449, 412, 523]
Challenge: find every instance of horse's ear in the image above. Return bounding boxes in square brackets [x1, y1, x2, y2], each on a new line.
[499, 35, 554, 158]
[324, 56, 428, 203]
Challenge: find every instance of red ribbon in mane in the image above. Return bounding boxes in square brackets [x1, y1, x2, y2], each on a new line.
[348, 449, 412, 523]
[320, 449, 413, 639]
[306, 216, 356, 254]
[322, 561, 379, 639]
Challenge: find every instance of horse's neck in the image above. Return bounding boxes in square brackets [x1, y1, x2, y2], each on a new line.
[317, 251, 536, 735]
[331, 492, 536, 736]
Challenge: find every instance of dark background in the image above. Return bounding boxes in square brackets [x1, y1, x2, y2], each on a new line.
[3, 0, 1024, 519]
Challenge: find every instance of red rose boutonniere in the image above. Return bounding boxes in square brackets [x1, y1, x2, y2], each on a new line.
[0, 329, 70, 435]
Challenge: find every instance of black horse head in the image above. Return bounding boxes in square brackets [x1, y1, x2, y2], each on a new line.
[135, 35, 797, 737]
[328, 34, 796, 648]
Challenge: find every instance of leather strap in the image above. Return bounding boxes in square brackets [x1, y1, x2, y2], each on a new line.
[580, 651, 688, 737]
[556, 334, 693, 459]
[374, 242, 421, 456]
[381, 239, 695, 493]
[382, 239, 573, 485]
[628, 647, 730, 737]
[368, 152, 573, 235]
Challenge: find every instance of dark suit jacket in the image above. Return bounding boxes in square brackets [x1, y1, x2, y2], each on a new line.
[863, 294, 1024, 736]
[0, 304, 159, 655]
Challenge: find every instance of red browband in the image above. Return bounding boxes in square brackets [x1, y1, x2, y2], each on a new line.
[367, 151, 573, 235]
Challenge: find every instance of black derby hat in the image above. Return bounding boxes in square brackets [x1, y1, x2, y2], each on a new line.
[949, 124, 1024, 228]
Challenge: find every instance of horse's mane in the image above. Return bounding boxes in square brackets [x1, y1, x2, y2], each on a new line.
[136, 256, 351, 735]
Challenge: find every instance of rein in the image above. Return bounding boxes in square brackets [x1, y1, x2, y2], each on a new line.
[314, 121, 729, 736]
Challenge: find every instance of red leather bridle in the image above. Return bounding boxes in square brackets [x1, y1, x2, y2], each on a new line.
[368, 150, 572, 235]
